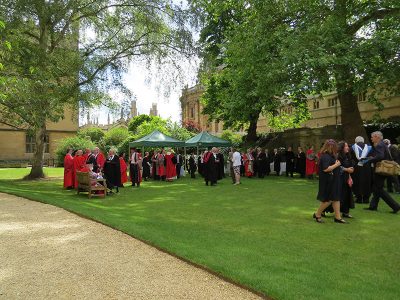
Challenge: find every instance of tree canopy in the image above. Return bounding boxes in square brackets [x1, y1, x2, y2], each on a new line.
[0, 0, 194, 178]
[192, 0, 400, 142]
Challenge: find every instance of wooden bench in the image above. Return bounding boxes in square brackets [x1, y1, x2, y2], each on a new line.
[76, 171, 107, 198]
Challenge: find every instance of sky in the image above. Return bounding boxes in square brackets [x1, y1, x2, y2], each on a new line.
[80, 0, 199, 126]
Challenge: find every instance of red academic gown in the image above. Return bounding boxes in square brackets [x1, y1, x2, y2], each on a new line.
[165, 154, 177, 180]
[120, 157, 128, 184]
[63, 154, 74, 188]
[243, 153, 254, 177]
[73, 155, 87, 188]
[306, 149, 317, 176]
[96, 152, 106, 171]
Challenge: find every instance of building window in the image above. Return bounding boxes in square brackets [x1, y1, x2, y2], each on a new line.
[328, 97, 338, 107]
[358, 92, 367, 102]
[313, 100, 320, 110]
[26, 133, 49, 153]
[190, 107, 195, 118]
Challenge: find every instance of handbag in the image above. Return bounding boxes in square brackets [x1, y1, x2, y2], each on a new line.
[375, 160, 400, 176]
[347, 175, 353, 187]
[375, 145, 400, 176]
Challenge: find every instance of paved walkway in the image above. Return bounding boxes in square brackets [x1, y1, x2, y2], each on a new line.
[0, 193, 262, 299]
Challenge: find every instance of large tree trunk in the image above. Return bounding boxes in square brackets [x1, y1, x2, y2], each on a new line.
[25, 124, 46, 179]
[333, 0, 368, 143]
[338, 91, 368, 143]
[245, 110, 260, 143]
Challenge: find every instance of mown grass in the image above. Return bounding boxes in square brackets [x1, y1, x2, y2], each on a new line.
[0, 168, 399, 300]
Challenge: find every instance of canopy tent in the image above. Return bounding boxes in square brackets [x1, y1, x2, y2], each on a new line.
[129, 130, 185, 148]
[185, 131, 231, 148]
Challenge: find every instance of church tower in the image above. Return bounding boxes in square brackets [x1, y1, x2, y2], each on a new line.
[130, 100, 138, 118]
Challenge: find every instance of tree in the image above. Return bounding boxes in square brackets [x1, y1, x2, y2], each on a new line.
[193, 0, 400, 142]
[0, 0, 193, 179]
[128, 114, 152, 133]
[195, 1, 309, 143]
[103, 126, 130, 149]
[281, 0, 400, 141]
[77, 127, 105, 144]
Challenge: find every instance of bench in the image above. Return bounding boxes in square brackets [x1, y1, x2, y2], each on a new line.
[76, 171, 107, 198]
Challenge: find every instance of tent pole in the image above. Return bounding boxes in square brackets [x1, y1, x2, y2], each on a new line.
[197, 146, 199, 156]
[184, 146, 187, 170]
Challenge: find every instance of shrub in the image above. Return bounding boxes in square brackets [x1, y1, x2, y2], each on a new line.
[55, 136, 95, 166]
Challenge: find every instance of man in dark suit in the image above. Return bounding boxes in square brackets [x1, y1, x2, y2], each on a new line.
[365, 132, 400, 213]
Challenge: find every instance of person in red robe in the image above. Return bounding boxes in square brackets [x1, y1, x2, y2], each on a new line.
[63, 149, 74, 189]
[157, 149, 166, 180]
[243, 149, 254, 178]
[119, 152, 128, 186]
[73, 149, 87, 188]
[165, 150, 177, 182]
[306, 145, 317, 179]
[94, 147, 106, 172]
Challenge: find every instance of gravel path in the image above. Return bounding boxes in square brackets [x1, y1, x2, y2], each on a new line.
[0, 193, 263, 300]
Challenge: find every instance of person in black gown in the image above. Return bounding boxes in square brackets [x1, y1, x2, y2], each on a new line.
[297, 146, 306, 178]
[337, 141, 355, 218]
[351, 136, 372, 203]
[103, 149, 121, 194]
[256, 148, 268, 178]
[285, 146, 295, 177]
[313, 139, 346, 223]
[189, 153, 197, 178]
[142, 151, 151, 181]
[203, 148, 217, 186]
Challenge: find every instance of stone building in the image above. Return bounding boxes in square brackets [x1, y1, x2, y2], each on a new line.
[180, 85, 226, 135]
[0, 106, 79, 163]
[180, 84, 400, 139]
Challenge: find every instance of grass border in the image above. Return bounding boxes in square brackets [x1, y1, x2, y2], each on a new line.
[1, 190, 273, 300]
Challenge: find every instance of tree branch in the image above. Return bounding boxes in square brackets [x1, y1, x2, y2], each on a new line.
[348, 7, 400, 35]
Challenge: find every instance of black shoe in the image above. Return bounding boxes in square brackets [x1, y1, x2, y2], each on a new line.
[342, 213, 353, 218]
[390, 208, 400, 214]
[364, 207, 377, 211]
[313, 213, 324, 223]
[334, 218, 347, 224]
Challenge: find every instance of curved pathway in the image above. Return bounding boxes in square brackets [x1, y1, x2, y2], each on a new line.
[0, 193, 262, 299]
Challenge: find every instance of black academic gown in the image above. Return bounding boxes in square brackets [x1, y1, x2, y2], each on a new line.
[86, 153, 99, 173]
[217, 153, 225, 180]
[142, 156, 151, 179]
[103, 155, 121, 189]
[297, 152, 306, 177]
[285, 150, 295, 176]
[204, 153, 217, 185]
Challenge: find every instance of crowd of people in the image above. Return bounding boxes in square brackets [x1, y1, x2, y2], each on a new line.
[313, 132, 400, 224]
[63, 131, 400, 220]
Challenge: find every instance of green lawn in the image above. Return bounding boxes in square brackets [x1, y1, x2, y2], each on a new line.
[0, 168, 399, 300]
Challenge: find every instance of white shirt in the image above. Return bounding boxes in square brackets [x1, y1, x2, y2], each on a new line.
[232, 151, 242, 167]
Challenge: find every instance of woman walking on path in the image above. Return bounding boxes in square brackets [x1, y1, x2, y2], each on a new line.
[313, 140, 346, 223]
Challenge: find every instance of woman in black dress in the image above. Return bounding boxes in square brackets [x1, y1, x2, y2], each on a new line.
[337, 141, 355, 218]
[313, 139, 346, 223]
